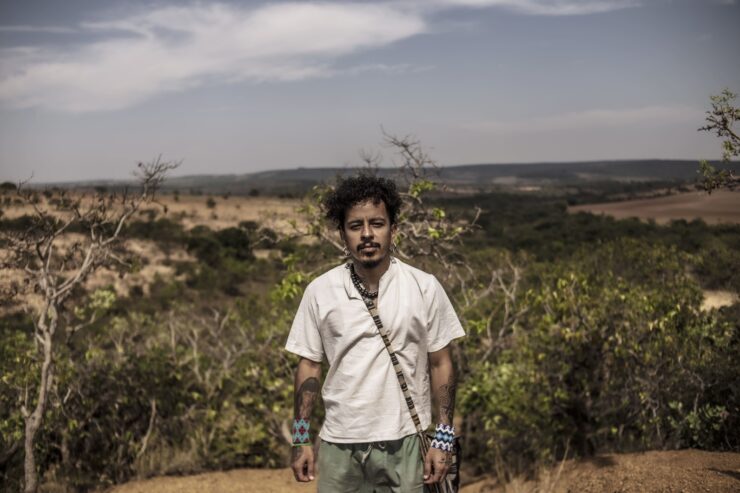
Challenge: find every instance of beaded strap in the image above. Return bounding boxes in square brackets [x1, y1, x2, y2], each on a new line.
[356, 273, 455, 493]
[292, 418, 311, 446]
[360, 294, 423, 433]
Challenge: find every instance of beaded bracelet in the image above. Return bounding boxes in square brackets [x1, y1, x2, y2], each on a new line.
[430, 423, 455, 453]
[292, 418, 311, 446]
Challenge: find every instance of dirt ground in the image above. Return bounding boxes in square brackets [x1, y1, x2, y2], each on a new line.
[104, 450, 740, 493]
[568, 190, 740, 225]
[702, 290, 740, 311]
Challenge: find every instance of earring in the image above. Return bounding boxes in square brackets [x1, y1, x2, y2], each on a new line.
[342, 246, 350, 257]
[391, 242, 398, 254]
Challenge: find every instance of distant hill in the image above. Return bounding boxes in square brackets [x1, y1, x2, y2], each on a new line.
[33, 160, 740, 195]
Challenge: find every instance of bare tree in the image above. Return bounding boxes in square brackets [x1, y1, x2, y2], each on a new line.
[382, 131, 481, 268]
[291, 131, 481, 285]
[0, 157, 178, 493]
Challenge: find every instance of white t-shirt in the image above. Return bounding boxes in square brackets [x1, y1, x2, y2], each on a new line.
[284, 257, 465, 443]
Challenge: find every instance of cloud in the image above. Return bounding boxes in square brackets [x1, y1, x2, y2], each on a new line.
[0, 0, 644, 113]
[423, 0, 639, 16]
[0, 25, 79, 34]
[335, 62, 435, 76]
[465, 105, 704, 134]
[0, 2, 426, 112]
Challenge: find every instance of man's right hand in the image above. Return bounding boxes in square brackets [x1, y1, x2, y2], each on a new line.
[291, 445, 316, 482]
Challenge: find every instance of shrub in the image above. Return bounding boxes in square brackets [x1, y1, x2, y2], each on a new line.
[459, 239, 739, 474]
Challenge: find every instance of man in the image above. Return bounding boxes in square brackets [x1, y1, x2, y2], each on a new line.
[285, 175, 465, 492]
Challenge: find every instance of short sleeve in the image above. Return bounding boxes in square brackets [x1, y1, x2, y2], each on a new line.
[284, 283, 324, 362]
[426, 276, 466, 353]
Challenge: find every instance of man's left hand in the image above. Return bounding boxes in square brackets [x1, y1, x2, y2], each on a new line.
[423, 447, 451, 484]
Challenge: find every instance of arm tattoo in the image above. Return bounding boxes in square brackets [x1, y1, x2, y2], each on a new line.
[294, 377, 319, 419]
[439, 375, 457, 424]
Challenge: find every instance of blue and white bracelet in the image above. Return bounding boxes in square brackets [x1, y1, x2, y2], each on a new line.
[292, 418, 311, 446]
[430, 423, 455, 453]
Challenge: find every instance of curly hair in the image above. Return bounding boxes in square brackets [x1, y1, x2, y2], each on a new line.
[323, 175, 403, 229]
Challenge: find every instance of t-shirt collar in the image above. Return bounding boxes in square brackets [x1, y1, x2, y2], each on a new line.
[343, 256, 398, 300]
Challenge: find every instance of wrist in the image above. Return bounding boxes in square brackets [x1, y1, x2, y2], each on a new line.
[430, 423, 455, 453]
[292, 418, 311, 446]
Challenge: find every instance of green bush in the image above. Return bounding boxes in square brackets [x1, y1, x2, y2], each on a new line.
[124, 218, 185, 243]
[459, 239, 739, 474]
[0, 323, 37, 491]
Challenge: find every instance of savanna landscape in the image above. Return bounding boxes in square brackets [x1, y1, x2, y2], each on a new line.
[3, 0, 740, 491]
[1, 132, 739, 493]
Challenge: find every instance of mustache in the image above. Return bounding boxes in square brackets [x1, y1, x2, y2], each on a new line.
[358, 243, 380, 251]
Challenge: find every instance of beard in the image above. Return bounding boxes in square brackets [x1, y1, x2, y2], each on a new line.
[359, 257, 383, 269]
[356, 242, 385, 269]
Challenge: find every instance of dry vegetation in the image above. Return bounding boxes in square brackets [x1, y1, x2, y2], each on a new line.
[0, 192, 303, 314]
[1, 192, 303, 231]
[154, 194, 303, 232]
[566, 190, 740, 311]
[568, 190, 740, 225]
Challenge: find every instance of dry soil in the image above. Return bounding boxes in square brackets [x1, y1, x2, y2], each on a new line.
[103, 450, 740, 493]
[568, 190, 740, 225]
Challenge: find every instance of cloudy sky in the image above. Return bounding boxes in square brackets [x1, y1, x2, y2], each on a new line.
[1, 0, 738, 182]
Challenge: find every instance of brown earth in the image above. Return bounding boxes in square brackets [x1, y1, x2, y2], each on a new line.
[702, 290, 740, 311]
[102, 450, 740, 493]
[568, 190, 740, 225]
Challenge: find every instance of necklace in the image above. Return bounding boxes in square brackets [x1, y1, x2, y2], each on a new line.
[349, 264, 378, 299]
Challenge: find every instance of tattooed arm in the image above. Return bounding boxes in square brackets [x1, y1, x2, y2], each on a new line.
[430, 345, 457, 425]
[291, 357, 321, 482]
[425, 345, 457, 484]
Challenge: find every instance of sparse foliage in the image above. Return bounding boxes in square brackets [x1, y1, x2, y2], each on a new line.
[0, 157, 178, 492]
[698, 89, 739, 192]
[292, 131, 481, 286]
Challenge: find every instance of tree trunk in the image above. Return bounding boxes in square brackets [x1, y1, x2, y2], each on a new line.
[24, 414, 40, 493]
[24, 311, 56, 493]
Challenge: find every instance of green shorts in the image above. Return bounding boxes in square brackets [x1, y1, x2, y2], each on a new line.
[317, 434, 424, 493]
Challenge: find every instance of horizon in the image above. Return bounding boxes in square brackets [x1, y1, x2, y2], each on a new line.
[12, 157, 735, 187]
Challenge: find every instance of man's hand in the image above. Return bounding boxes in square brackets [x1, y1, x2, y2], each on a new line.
[423, 446, 451, 484]
[291, 445, 316, 482]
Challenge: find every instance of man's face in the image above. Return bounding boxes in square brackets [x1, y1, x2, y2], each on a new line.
[340, 199, 396, 269]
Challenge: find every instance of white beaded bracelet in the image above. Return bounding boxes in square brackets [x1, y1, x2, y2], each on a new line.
[430, 423, 455, 452]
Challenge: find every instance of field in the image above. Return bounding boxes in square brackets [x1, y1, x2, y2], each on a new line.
[568, 190, 740, 225]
